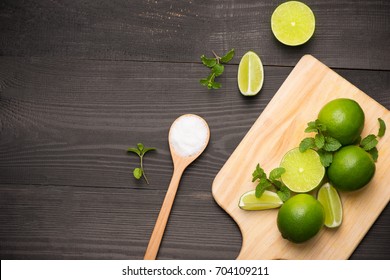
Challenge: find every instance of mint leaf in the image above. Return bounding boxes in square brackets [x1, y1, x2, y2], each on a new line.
[133, 168, 143, 179]
[304, 121, 318, 133]
[200, 55, 217, 68]
[127, 147, 140, 156]
[323, 136, 342, 152]
[137, 143, 144, 152]
[212, 64, 224, 77]
[277, 185, 291, 202]
[378, 118, 386, 137]
[315, 134, 325, 149]
[299, 137, 316, 152]
[360, 134, 378, 151]
[212, 81, 222, 89]
[220, 48, 235, 63]
[269, 167, 286, 181]
[318, 150, 333, 167]
[200, 78, 209, 86]
[255, 178, 272, 198]
[252, 164, 265, 182]
[315, 120, 327, 132]
[367, 147, 379, 162]
[143, 147, 156, 154]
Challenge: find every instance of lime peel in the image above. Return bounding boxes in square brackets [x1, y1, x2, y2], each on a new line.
[237, 51, 264, 96]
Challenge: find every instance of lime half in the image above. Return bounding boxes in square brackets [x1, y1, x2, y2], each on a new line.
[239, 190, 283, 210]
[271, 1, 315, 46]
[280, 148, 325, 193]
[237, 51, 264, 96]
[317, 183, 343, 228]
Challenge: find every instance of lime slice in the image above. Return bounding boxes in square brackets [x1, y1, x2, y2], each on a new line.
[239, 190, 283, 210]
[280, 148, 325, 193]
[237, 51, 264, 96]
[317, 183, 343, 228]
[271, 1, 315, 46]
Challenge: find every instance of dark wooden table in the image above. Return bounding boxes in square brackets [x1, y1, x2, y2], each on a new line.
[0, 0, 389, 260]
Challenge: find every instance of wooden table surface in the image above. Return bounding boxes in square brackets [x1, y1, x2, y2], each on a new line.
[0, 0, 389, 260]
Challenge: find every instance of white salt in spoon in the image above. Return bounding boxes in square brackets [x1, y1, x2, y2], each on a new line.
[144, 114, 210, 260]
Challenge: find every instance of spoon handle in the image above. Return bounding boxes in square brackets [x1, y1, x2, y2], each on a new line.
[144, 167, 184, 260]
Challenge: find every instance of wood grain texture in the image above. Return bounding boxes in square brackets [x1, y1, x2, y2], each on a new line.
[212, 55, 390, 259]
[0, 0, 389, 70]
[0, 57, 389, 259]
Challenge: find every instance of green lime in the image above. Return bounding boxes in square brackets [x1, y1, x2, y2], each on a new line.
[280, 148, 325, 193]
[327, 145, 375, 192]
[318, 98, 365, 145]
[277, 194, 324, 243]
[238, 190, 283, 210]
[271, 1, 315, 46]
[317, 183, 343, 228]
[237, 51, 264, 96]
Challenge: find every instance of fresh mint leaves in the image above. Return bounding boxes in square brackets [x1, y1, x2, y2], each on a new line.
[200, 49, 235, 90]
[252, 164, 290, 202]
[299, 120, 342, 167]
[127, 143, 156, 184]
[358, 118, 386, 162]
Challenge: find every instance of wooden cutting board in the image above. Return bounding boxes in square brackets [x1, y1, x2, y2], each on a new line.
[212, 55, 390, 260]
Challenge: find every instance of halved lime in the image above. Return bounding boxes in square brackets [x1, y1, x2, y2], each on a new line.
[280, 148, 325, 193]
[239, 190, 283, 210]
[271, 1, 315, 46]
[237, 51, 264, 96]
[317, 183, 343, 228]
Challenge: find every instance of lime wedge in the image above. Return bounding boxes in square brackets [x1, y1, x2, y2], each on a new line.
[239, 190, 283, 210]
[237, 51, 264, 96]
[271, 1, 315, 46]
[280, 148, 325, 193]
[317, 183, 343, 228]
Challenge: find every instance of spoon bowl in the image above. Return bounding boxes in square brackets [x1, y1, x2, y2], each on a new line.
[144, 114, 210, 260]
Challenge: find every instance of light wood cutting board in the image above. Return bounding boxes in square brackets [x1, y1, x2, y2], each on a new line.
[212, 55, 390, 260]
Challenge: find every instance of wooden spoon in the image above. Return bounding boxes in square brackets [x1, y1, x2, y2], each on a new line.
[144, 114, 210, 260]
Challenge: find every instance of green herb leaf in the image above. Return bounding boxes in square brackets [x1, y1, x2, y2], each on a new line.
[315, 134, 325, 149]
[318, 150, 333, 167]
[212, 81, 222, 89]
[252, 164, 265, 182]
[269, 167, 286, 181]
[315, 120, 327, 132]
[360, 134, 378, 151]
[367, 147, 379, 162]
[133, 168, 143, 179]
[299, 137, 316, 152]
[277, 185, 291, 202]
[220, 48, 235, 63]
[255, 177, 272, 198]
[200, 55, 217, 68]
[212, 64, 224, 77]
[143, 147, 156, 154]
[127, 147, 141, 156]
[323, 136, 342, 152]
[200, 78, 209, 86]
[378, 118, 386, 137]
[137, 143, 144, 152]
[304, 121, 318, 133]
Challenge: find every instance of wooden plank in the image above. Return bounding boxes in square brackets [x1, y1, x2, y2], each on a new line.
[212, 55, 390, 259]
[0, 0, 389, 70]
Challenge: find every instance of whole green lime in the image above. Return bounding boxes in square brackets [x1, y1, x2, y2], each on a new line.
[318, 98, 365, 145]
[327, 145, 375, 191]
[277, 194, 324, 243]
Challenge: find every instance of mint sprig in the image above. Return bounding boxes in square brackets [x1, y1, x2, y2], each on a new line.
[358, 118, 386, 162]
[127, 143, 156, 184]
[200, 49, 235, 90]
[299, 120, 342, 167]
[252, 164, 290, 202]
